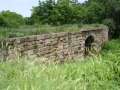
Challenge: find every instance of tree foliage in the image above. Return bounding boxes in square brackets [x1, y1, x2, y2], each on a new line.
[0, 11, 25, 28]
[30, 0, 120, 38]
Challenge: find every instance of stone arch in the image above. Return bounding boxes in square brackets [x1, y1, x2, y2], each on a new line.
[84, 35, 95, 55]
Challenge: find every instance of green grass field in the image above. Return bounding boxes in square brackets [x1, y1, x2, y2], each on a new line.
[0, 39, 120, 90]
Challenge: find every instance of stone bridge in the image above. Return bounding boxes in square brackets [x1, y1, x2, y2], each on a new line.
[0, 27, 108, 62]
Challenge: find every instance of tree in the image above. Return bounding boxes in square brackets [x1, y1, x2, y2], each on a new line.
[31, 0, 120, 38]
[31, 0, 56, 24]
[85, 1, 105, 23]
[0, 10, 25, 28]
[31, 0, 82, 25]
[87, 0, 120, 38]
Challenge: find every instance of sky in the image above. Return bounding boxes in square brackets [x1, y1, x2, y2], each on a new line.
[0, 0, 86, 17]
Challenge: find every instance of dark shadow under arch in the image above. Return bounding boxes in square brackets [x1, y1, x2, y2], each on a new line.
[85, 35, 95, 55]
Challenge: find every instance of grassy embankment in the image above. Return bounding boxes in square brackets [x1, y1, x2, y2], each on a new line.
[0, 24, 107, 39]
[0, 39, 120, 90]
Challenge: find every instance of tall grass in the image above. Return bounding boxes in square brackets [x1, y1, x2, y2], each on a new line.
[0, 24, 107, 39]
[0, 40, 119, 90]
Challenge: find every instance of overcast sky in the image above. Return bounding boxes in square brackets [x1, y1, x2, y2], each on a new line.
[0, 0, 86, 17]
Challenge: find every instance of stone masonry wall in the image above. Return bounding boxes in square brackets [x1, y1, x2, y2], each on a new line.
[0, 28, 108, 62]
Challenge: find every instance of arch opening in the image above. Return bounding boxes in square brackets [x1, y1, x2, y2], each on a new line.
[85, 35, 95, 55]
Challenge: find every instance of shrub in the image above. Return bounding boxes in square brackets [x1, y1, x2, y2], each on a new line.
[0, 11, 25, 28]
[102, 19, 116, 38]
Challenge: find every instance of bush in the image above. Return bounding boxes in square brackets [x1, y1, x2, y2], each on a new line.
[0, 11, 25, 28]
[102, 19, 116, 38]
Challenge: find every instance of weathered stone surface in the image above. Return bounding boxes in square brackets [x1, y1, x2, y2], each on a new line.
[0, 28, 108, 62]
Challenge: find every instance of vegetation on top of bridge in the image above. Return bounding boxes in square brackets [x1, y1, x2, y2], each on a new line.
[0, 24, 107, 39]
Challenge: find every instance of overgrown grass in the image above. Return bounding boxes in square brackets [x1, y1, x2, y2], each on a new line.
[0, 40, 120, 90]
[0, 24, 107, 39]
